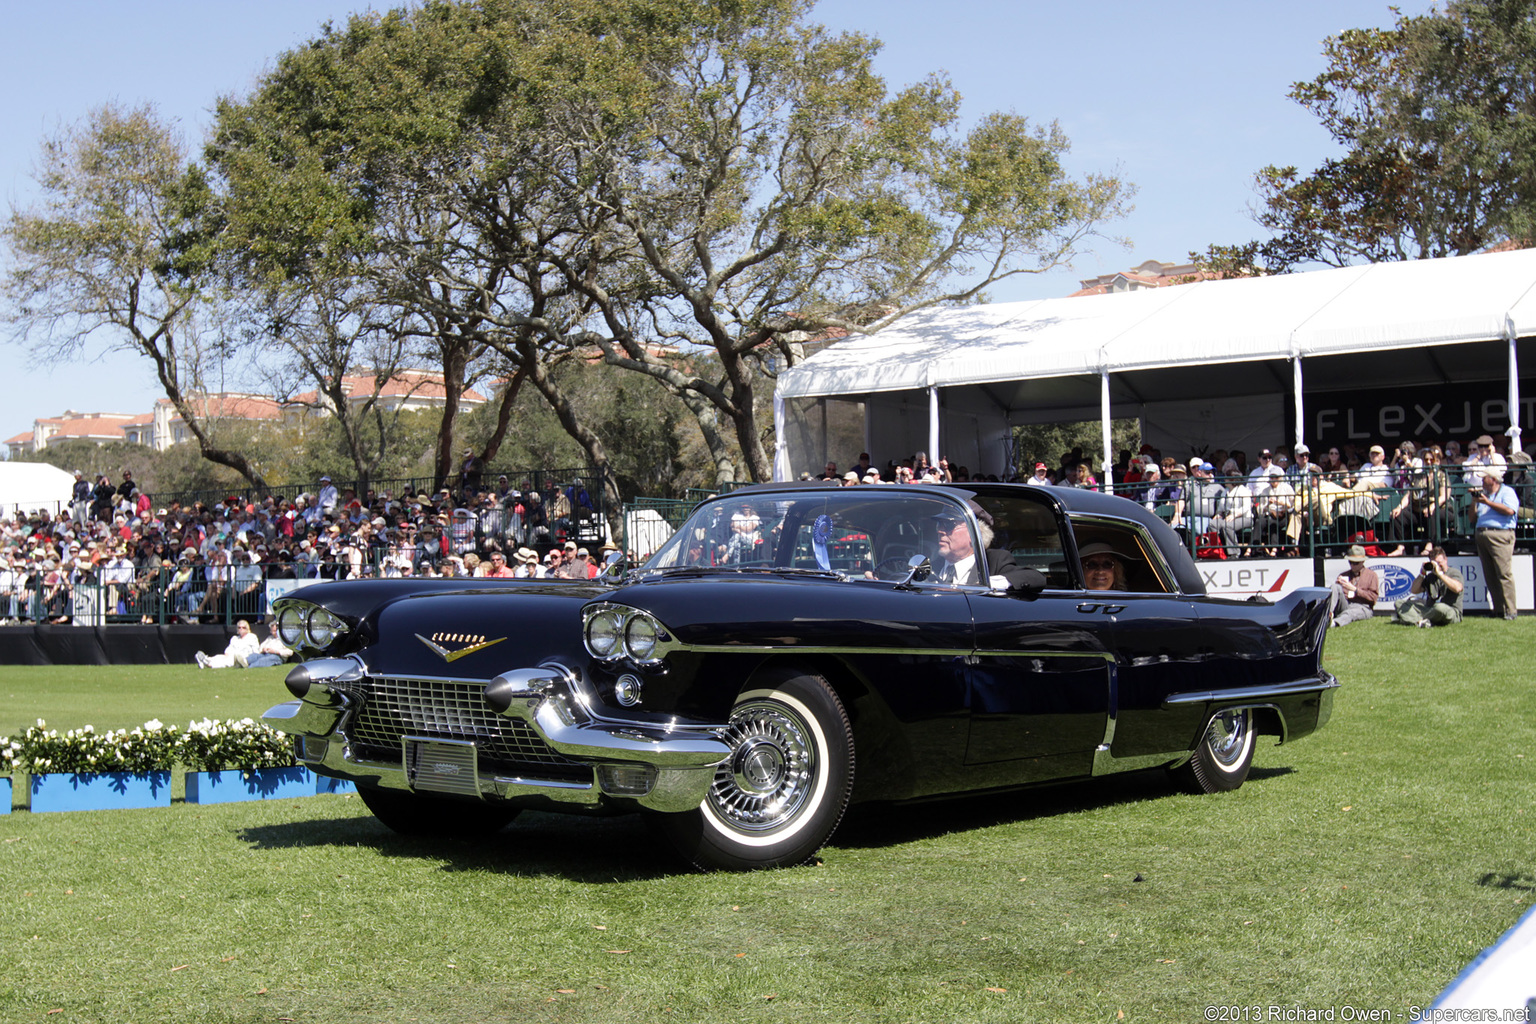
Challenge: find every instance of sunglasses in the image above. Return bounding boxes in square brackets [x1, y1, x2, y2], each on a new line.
[1083, 559, 1118, 571]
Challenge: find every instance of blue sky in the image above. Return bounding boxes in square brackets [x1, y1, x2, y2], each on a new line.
[0, 0, 1423, 448]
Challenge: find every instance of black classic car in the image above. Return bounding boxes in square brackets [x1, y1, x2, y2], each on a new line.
[262, 482, 1338, 870]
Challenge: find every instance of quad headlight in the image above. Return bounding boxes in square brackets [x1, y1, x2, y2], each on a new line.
[583, 604, 673, 665]
[306, 607, 345, 648]
[272, 599, 351, 652]
[585, 608, 624, 659]
[277, 604, 306, 647]
[624, 615, 660, 661]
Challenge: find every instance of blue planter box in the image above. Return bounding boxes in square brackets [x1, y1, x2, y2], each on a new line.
[185, 767, 314, 804]
[1, 776, 10, 814]
[315, 774, 355, 796]
[30, 771, 172, 812]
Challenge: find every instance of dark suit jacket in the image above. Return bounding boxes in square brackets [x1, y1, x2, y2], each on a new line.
[954, 548, 1029, 588]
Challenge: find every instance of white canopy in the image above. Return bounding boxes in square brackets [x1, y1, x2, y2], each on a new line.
[0, 463, 76, 516]
[775, 248, 1536, 479]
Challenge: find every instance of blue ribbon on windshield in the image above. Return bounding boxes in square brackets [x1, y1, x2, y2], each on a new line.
[811, 514, 833, 571]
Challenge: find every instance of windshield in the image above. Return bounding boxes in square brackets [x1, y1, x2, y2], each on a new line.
[645, 489, 980, 577]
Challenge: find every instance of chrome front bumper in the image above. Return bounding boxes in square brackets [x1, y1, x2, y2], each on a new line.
[261, 657, 731, 813]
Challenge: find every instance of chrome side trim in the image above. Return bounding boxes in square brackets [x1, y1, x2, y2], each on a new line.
[639, 642, 1117, 660]
[1164, 675, 1340, 706]
[1092, 744, 1188, 776]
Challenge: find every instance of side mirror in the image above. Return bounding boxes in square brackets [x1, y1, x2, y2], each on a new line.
[895, 553, 932, 589]
[598, 548, 627, 580]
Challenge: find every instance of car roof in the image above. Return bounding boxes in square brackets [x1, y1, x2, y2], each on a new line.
[714, 480, 1206, 595]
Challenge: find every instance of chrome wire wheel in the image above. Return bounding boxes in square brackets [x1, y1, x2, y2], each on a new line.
[708, 699, 818, 833]
[650, 669, 854, 870]
[1205, 710, 1251, 769]
[1172, 707, 1256, 794]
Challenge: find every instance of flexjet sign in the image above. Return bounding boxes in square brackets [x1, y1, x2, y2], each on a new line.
[1309, 381, 1536, 446]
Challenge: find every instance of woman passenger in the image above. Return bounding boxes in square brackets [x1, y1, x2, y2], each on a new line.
[1078, 542, 1128, 591]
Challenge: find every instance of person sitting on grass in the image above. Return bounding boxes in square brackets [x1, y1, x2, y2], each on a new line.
[1392, 545, 1464, 628]
[194, 619, 260, 669]
[242, 620, 295, 667]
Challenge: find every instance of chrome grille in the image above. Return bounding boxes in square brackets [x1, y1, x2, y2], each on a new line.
[351, 676, 585, 777]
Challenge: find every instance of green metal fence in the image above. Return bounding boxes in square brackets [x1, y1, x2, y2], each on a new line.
[1100, 466, 1534, 560]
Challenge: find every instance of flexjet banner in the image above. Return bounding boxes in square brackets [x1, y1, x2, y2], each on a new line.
[1308, 380, 1536, 450]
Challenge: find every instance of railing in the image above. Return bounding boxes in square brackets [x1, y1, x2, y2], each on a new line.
[2, 551, 605, 627]
[623, 467, 1536, 565]
[15, 467, 610, 526]
[1094, 466, 1535, 560]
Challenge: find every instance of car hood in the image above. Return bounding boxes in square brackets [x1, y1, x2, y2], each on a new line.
[603, 571, 975, 651]
[296, 578, 610, 680]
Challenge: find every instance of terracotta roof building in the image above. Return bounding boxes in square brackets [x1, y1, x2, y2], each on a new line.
[1070, 259, 1220, 297]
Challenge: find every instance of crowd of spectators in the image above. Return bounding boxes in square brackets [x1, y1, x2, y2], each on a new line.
[3, 431, 1531, 626]
[816, 431, 1534, 561]
[0, 462, 613, 626]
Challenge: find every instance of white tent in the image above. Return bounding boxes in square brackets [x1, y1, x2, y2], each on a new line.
[775, 248, 1536, 480]
[0, 463, 77, 516]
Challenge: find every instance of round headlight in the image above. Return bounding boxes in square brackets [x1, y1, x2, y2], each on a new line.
[306, 607, 342, 648]
[277, 605, 305, 647]
[586, 609, 624, 659]
[624, 614, 660, 662]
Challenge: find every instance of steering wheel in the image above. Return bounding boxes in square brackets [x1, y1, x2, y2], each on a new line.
[871, 555, 920, 580]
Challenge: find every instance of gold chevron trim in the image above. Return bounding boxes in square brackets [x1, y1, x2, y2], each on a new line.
[415, 633, 507, 663]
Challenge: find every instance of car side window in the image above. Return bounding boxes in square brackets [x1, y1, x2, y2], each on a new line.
[1068, 522, 1170, 593]
[973, 494, 1070, 588]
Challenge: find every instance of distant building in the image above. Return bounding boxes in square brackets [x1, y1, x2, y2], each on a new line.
[284, 370, 488, 420]
[1070, 259, 1220, 297]
[149, 394, 285, 451]
[4, 371, 486, 458]
[5, 411, 142, 458]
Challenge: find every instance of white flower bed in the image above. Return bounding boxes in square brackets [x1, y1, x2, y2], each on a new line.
[1, 718, 294, 775]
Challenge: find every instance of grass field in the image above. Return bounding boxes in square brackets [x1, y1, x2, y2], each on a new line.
[0, 619, 1531, 1023]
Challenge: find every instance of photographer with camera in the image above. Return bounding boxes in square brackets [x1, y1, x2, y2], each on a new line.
[1391, 545, 1464, 628]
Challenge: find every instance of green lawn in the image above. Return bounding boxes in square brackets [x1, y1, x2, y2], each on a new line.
[0, 664, 288, 737]
[0, 619, 1531, 1022]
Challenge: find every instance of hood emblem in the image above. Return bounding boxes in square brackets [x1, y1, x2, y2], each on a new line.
[416, 632, 506, 663]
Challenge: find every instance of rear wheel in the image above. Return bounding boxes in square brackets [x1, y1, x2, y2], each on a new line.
[356, 785, 519, 838]
[650, 669, 854, 870]
[1171, 708, 1256, 794]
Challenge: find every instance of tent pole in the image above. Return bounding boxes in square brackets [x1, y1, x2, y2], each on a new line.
[928, 386, 940, 468]
[772, 392, 789, 482]
[1509, 319, 1522, 454]
[1100, 370, 1114, 490]
[1292, 355, 1305, 452]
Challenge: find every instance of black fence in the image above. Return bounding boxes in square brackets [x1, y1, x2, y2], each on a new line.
[1099, 466, 1534, 560]
[623, 466, 1535, 563]
[13, 467, 611, 528]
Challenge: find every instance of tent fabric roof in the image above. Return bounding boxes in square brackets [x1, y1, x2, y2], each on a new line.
[778, 248, 1536, 401]
[0, 463, 77, 512]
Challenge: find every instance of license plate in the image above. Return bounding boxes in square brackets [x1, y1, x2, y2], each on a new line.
[404, 737, 480, 798]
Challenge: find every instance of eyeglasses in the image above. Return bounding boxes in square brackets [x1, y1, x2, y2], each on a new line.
[1082, 559, 1117, 571]
[935, 520, 964, 533]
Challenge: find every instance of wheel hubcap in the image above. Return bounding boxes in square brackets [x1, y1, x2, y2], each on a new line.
[708, 700, 816, 833]
[733, 737, 787, 794]
[1207, 710, 1250, 767]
